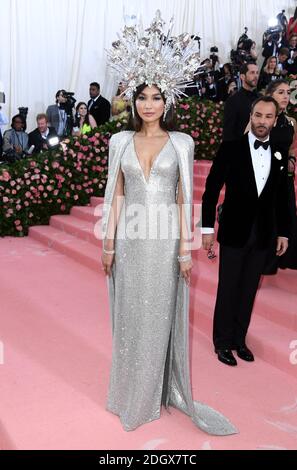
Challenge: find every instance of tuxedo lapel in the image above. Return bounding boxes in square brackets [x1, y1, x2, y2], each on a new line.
[243, 134, 258, 198]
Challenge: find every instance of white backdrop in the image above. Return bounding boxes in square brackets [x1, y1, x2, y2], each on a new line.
[0, 0, 296, 131]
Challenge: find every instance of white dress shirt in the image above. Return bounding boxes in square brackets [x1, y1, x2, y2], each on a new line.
[201, 131, 271, 235]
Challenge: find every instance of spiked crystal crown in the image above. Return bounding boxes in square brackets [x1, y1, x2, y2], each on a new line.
[106, 10, 201, 116]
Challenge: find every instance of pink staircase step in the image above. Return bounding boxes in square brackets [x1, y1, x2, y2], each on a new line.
[191, 255, 297, 333]
[193, 160, 211, 176]
[29, 225, 101, 272]
[71, 205, 100, 223]
[189, 286, 297, 379]
[194, 174, 208, 186]
[50, 214, 101, 247]
[261, 269, 297, 295]
[90, 196, 104, 207]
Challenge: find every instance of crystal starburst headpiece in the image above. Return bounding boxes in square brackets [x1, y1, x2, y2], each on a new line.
[106, 10, 201, 118]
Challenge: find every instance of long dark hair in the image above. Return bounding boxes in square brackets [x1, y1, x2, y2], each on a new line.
[126, 84, 177, 132]
[75, 102, 90, 127]
[294, 7, 297, 21]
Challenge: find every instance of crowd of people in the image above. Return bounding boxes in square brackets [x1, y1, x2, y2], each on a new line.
[0, 82, 113, 163]
[188, 10, 297, 101]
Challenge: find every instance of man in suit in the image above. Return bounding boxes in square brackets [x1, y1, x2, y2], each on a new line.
[202, 96, 289, 366]
[223, 62, 259, 142]
[28, 114, 58, 154]
[46, 90, 69, 137]
[87, 82, 110, 126]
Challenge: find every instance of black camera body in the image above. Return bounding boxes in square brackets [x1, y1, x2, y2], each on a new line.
[59, 92, 76, 136]
[262, 9, 287, 47]
[60, 91, 76, 109]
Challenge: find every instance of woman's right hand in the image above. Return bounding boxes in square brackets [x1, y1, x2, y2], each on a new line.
[101, 252, 115, 277]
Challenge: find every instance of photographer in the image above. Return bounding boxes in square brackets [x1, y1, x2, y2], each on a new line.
[46, 89, 76, 137]
[209, 46, 221, 72]
[2, 114, 29, 163]
[231, 28, 257, 69]
[262, 11, 289, 67]
[262, 32, 284, 63]
[217, 63, 234, 102]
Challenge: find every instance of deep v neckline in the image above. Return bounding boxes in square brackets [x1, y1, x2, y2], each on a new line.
[132, 135, 170, 184]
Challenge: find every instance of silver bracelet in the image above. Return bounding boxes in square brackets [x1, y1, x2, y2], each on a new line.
[103, 248, 115, 255]
[177, 254, 192, 263]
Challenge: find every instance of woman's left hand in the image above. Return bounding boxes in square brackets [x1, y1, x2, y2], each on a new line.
[179, 259, 193, 286]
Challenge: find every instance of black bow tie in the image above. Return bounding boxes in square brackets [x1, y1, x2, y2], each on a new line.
[254, 140, 270, 151]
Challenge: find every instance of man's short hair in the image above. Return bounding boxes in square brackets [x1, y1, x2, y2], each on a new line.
[251, 96, 279, 116]
[90, 82, 100, 89]
[36, 113, 48, 122]
[279, 47, 290, 57]
[239, 62, 257, 76]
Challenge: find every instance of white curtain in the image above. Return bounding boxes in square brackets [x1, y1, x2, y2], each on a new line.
[0, 0, 296, 131]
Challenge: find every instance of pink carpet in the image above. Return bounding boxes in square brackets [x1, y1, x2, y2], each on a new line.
[0, 161, 296, 450]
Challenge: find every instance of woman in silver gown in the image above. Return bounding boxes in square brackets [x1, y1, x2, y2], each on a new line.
[101, 83, 237, 436]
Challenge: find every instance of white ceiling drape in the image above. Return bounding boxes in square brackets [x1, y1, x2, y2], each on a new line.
[0, 0, 296, 131]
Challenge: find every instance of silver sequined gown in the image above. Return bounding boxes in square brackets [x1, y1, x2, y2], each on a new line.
[107, 139, 181, 431]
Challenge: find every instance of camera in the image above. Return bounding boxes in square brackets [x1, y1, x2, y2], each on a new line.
[18, 107, 29, 131]
[210, 46, 220, 69]
[18, 107, 28, 118]
[60, 91, 76, 109]
[231, 28, 256, 67]
[262, 10, 287, 47]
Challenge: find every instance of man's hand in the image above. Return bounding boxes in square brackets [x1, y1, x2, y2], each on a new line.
[202, 233, 215, 251]
[276, 237, 289, 257]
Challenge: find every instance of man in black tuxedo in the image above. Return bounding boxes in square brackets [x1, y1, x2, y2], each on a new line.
[87, 82, 110, 126]
[202, 97, 289, 366]
[28, 114, 58, 154]
[223, 62, 259, 142]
